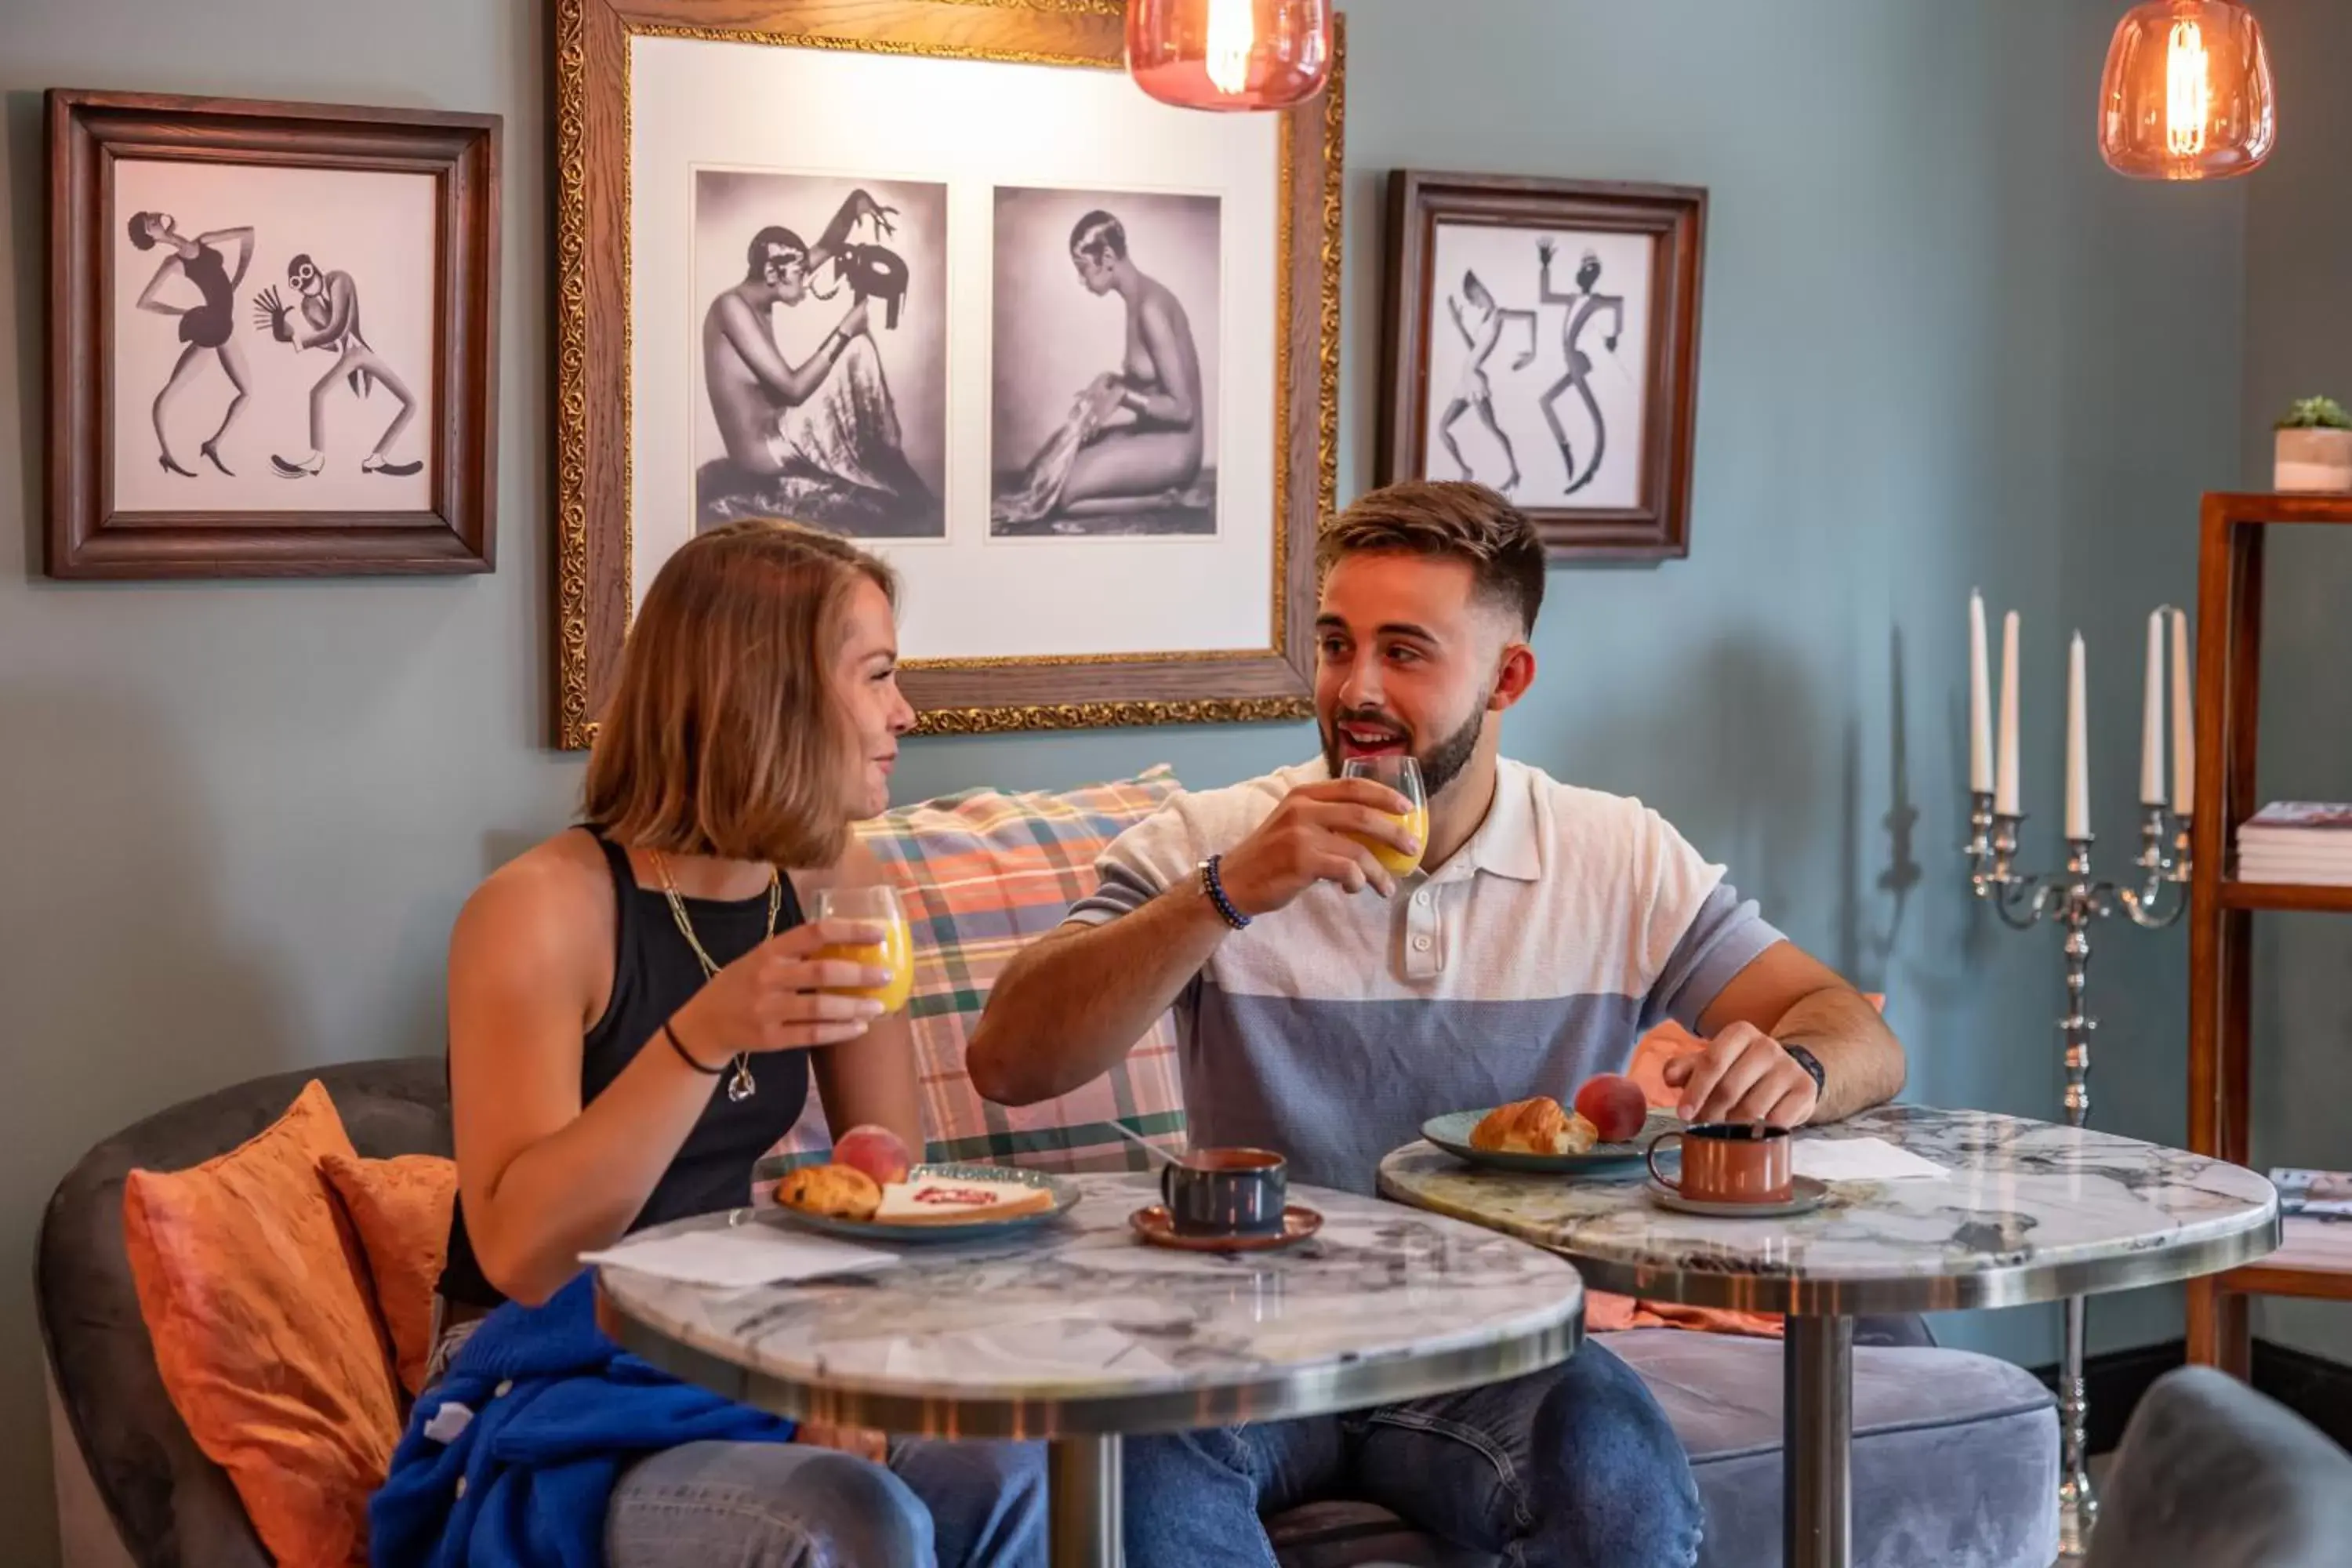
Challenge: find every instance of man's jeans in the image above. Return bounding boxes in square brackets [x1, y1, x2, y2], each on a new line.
[606, 1436, 1047, 1568]
[1123, 1338, 1704, 1568]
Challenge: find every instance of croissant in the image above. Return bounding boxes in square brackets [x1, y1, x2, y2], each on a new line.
[1471, 1096, 1599, 1156]
[775, 1162, 883, 1221]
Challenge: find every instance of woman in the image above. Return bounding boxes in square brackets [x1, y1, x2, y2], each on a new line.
[126, 211, 254, 477]
[409, 521, 1043, 1566]
[993, 209, 1206, 528]
[1434, 269, 1536, 493]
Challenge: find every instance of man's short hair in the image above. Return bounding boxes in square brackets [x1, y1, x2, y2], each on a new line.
[1316, 481, 1546, 634]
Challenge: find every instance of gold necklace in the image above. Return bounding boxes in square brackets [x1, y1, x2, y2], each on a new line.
[647, 849, 782, 1104]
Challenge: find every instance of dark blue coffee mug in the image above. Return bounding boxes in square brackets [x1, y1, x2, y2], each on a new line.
[1161, 1148, 1287, 1237]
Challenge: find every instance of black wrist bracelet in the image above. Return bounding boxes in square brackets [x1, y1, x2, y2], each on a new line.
[1199, 855, 1251, 931]
[662, 1020, 722, 1076]
[1784, 1042, 1827, 1097]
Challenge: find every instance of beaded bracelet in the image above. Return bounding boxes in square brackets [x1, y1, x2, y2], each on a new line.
[1199, 855, 1251, 931]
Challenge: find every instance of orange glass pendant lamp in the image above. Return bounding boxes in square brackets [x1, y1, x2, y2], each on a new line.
[2099, 0, 2276, 179]
[1127, 0, 1334, 111]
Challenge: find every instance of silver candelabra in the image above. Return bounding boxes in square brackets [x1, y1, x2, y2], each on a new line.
[1962, 794, 2191, 1558]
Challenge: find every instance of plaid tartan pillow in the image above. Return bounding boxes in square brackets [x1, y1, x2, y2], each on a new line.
[773, 768, 1188, 1172]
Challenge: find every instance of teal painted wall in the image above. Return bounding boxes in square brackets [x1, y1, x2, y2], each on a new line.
[2236, 0, 2352, 1363]
[0, 2, 2279, 1559]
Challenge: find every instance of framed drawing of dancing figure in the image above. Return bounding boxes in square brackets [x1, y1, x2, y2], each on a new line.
[1378, 172, 1706, 562]
[554, 0, 1342, 746]
[47, 91, 500, 579]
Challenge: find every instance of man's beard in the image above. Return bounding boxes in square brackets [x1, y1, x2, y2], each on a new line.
[1320, 695, 1488, 800]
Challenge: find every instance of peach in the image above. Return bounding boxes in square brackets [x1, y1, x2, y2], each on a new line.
[833, 1123, 913, 1185]
[1573, 1074, 1649, 1144]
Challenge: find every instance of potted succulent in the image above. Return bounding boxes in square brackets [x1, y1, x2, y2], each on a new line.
[2274, 396, 2352, 492]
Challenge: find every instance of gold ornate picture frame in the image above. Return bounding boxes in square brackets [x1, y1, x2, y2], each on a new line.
[550, 0, 1344, 747]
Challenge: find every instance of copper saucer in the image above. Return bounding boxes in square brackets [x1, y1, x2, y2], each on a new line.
[1130, 1204, 1323, 1253]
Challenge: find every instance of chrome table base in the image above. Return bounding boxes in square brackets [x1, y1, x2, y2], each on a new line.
[1784, 1316, 1855, 1568]
[1049, 1434, 1123, 1568]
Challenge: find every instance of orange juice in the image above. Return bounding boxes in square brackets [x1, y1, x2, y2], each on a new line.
[824, 916, 914, 1013]
[1354, 805, 1428, 878]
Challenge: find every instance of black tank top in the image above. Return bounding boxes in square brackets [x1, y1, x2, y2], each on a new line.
[437, 831, 812, 1308]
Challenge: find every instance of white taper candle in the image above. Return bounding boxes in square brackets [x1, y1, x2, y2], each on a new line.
[1969, 591, 1994, 794]
[2140, 609, 2166, 805]
[2066, 631, 2090, 840]
[2172, 608, 2194, 818]
[1996, 611, 2022, 815]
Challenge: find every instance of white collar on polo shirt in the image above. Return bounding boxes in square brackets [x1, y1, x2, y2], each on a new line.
[1428, 756, 1542, 885]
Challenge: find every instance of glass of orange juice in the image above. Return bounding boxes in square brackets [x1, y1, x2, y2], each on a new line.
[1341, 754, 1427, 877]
[814, 885, 913, 1014]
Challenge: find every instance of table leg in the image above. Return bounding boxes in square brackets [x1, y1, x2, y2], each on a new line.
[1048, 1433, 1123, 1568]
[1784, 1315, 1853, 1568]
[2056, 1293, 2097, 1556]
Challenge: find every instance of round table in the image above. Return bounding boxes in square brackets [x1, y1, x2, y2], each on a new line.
[1377, 1105, 2278, 1568]
[597, 1170, 1584, 1568]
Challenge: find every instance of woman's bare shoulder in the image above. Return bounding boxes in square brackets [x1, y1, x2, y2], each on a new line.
[452, 829, 612, 971]
[1139, 276, 1192, 328]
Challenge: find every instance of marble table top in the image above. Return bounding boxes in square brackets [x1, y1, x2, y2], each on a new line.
[1377, 1105, 2278, 1316]
[597, 1171, 1583, 1438]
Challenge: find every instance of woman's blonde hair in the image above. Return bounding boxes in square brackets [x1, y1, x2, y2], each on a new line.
[583, 519, 896, 868]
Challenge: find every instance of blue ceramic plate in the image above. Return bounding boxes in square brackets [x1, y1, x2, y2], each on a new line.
[1421, 1107, 1683, 1174]
[753, 1159, 1080, 1244]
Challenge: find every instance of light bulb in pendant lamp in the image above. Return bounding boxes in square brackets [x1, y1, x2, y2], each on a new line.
[2099, 1, 2276, 180]
[1126, 0, 1334, 112]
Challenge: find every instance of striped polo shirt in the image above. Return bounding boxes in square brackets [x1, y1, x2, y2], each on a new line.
[1064, 757, 1785, 1194]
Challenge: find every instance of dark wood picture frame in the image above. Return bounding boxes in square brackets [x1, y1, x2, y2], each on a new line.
[548, 0, 1344, 749]
[1379, 171, 1705, 563]
[46, 90, 501, 579]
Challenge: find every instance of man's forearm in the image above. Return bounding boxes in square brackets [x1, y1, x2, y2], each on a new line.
[969, 880, 1229, 1105]
[1773, 986, 1906, 1123]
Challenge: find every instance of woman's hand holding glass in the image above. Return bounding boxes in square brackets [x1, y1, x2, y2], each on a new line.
[664, 920, 895, 1065]
[814, 886, 915, 1015]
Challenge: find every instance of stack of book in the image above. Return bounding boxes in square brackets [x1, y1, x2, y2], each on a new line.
[2235, 802, 2352, 886]
[2273, 1168, 2352, 1223]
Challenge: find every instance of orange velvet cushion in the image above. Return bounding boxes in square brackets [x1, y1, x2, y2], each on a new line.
[322, 1152, 457, 1397]
[122, 1080, 399, 1568]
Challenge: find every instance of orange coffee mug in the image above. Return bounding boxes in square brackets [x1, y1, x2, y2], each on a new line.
[1646, 1123, 1794, 1203]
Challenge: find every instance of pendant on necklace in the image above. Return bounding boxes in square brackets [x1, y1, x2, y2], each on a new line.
[726, 1057, 757, 1102]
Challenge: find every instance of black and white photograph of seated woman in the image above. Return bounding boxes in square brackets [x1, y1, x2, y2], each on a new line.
[694, 168, 947, 539]
[991, 186, 1221, 539]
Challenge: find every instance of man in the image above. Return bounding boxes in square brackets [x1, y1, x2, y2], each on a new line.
[969, 480, 1907, 1568]
[260, 252, 420, 478]
[1534, 239, 1624, 495]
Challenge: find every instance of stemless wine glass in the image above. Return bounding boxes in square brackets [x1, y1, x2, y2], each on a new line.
[1341, 754, 1428, 877]
[813, 885, 913, 1014]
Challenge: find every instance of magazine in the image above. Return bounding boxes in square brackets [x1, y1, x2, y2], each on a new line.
[2270, 1167, 2352, 1219]
[2241, 802, 2352, 834]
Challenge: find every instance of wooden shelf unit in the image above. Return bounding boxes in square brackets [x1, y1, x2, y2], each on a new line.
[2186, 492, 2352, 1376]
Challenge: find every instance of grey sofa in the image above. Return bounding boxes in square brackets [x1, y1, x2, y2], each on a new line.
[40, 1061, 2060, 1568]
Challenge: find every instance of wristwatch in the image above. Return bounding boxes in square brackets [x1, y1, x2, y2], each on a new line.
[1784, 1043, 1828, 1098]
